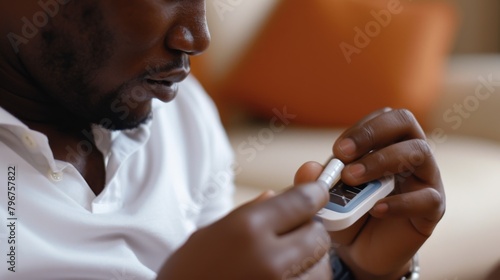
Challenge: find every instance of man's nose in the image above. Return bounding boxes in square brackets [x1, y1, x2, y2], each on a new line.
[164, 4, 211, 56]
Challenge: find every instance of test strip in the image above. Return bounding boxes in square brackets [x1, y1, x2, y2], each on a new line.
[317, 158, 344, 190]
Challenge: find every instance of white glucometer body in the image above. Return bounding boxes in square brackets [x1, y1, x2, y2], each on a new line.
[316, 158, 394, 231]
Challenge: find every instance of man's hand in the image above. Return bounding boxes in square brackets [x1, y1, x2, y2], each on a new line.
[157, 183, 332, 280]
[295, 108, 445, 280]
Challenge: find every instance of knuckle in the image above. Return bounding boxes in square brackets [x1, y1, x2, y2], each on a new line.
[414, 138, 432, 153]
[371, 151, 388, 168]
[410, 139, 433, 160]
[358, 124, 376, 147]
[394, 108, 418, 125]
[227, 210, 262, 239]
[240, 214, 263, 238]
[425, 188, 445, 212]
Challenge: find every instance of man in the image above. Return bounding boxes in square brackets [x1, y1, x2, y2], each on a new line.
[0, 1, 444, 279]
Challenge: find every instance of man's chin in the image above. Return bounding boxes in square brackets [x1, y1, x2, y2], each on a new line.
[91, 98, 155, 131]
[94, 112, 153, 131]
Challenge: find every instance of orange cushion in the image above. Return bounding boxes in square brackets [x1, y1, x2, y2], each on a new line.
[220, 0, 457, 126]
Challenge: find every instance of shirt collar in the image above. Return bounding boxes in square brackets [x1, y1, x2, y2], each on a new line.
[0, 105, 154, 174]
[0, 105, 30, 128]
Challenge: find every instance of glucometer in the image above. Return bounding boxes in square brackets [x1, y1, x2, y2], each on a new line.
[316, 158, 395, 231]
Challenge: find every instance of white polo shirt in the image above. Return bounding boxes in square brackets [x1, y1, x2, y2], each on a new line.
[0, 76, 235, 279]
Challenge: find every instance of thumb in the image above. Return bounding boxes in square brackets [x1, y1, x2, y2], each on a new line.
[294, 161, 324, 185]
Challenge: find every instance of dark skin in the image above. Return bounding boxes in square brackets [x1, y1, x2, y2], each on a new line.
[295, 108, 445, 279]
[0, 0, 203, 194]
[0, 1, 445, 279]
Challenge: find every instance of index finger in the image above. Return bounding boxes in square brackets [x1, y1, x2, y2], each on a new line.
[254, 182, 329, 235]
[351, 107, 393, 128]
[333, 109, 426, 163]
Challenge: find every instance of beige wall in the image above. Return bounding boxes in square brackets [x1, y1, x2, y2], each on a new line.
[205, 0, 280, 79]
[451, 0, 500, 53]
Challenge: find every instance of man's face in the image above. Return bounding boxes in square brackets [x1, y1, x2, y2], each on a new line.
[6, 0, 210, 130]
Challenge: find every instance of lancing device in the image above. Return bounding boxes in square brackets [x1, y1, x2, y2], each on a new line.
[316, 158, 395, 231]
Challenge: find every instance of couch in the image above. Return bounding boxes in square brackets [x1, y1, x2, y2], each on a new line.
[193, 0, 500, 278]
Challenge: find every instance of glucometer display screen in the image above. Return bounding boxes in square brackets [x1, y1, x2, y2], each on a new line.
[326, 180, 382, 213]
[329, 181, 368, 206]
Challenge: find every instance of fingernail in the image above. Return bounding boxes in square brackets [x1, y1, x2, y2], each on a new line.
[348, 164, 366, 178]
[338, 138, 356, 157]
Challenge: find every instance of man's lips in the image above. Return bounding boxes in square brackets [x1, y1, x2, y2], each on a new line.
[142, 67, 189, 102]
[143, 79, 180, 102]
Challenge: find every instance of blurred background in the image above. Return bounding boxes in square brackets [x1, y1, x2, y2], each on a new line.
[202, 0, 500, 72]
[450, 0, 499, 53]
[200, 0, 500, 76]
[194, 0, 500, 139]
[192, 1, 500, 279]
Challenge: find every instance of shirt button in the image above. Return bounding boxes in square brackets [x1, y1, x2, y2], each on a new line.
[49, 171, 64, 182]
[22, 134, 37, 149]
